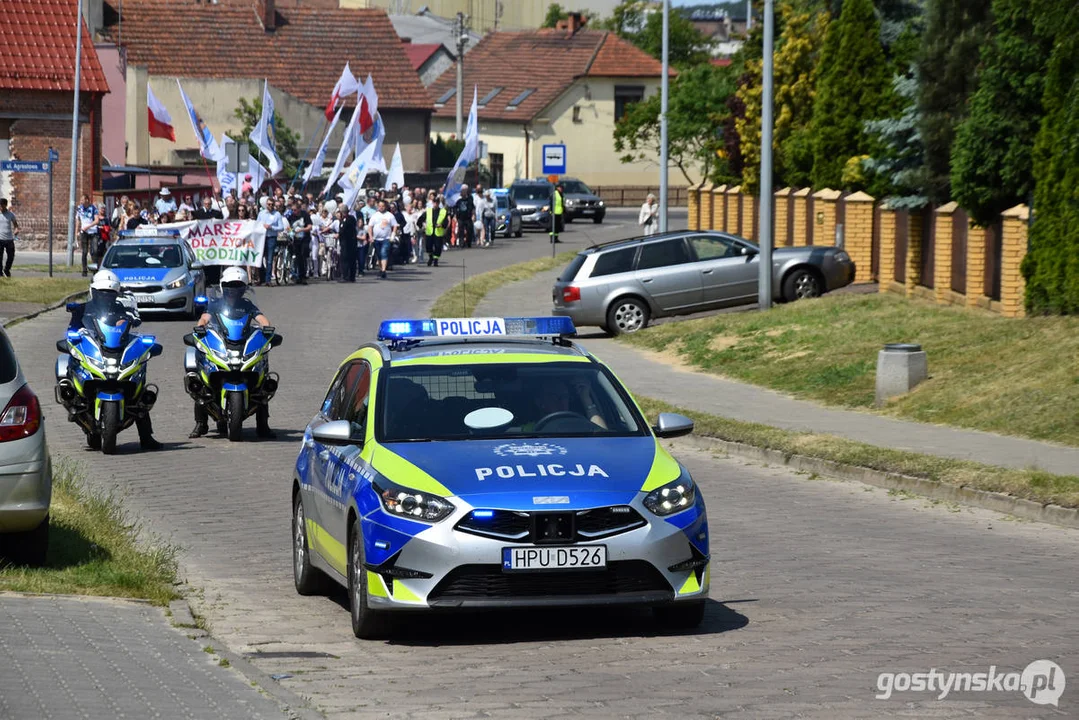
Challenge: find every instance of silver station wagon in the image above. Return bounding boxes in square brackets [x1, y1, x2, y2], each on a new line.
[552, 230, 856, 334]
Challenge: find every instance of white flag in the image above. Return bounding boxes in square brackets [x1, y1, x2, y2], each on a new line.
[178, 80, 223, 161]
[444, 86, 479, 206]
[217, 134, 237, 196]
[341, 141, 380, 210]
[325, 63, 359, 120]
[356, 111, 387, 173]
[383, 143, 404, 190]
[251, 80, 283, 176]
[323, 102, 361, 195]
[304, 106, 342, 184]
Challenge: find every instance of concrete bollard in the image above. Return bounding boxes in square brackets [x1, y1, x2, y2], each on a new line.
[875, 343, 928, 407]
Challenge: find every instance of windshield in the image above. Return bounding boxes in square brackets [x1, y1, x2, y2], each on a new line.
[379, 361, 646, 442]
[562, 181, 592, 195]
[511, 185, 550, 202]
[83, 295, 132, 348]
[494, 195, 511, 210]
[104, 244, 185, 269]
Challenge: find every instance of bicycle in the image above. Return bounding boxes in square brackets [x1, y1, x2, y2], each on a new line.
[274, 241, 295, 286]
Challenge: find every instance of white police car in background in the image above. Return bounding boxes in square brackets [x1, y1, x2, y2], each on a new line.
[94, 231, 206, 319]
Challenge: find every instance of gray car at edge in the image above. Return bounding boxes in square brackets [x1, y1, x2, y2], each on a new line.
[552, 230, 856, 335]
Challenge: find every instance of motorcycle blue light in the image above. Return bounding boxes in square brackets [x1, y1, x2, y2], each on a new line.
[194, 295, 208, 305]
[140, 335, 156, 345]
[66, 330, 81, 342]
[472, 510, 494, 519]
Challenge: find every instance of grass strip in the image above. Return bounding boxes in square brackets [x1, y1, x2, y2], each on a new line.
[0, 277, 88, 305]
[0, 461, 178, 605]
[620, 293, 1079, 447]
[429, 250, 577, 318]
[635, 395, 1079, 510]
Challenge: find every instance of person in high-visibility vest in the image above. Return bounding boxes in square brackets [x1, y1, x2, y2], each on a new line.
[421, 195, 450, 267]
[550, 183, 564, 243]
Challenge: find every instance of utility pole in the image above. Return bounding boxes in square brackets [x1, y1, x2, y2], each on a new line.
[757, 0, 774, 310]
[455, 12, 467, 138]
[658, 0, 669, 233]
[67, 0, 85, 268]
[746, 0, 752, 31]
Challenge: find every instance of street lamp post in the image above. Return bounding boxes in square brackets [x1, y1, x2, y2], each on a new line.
[659, 0, 669, 233]
[757, 0, 775, 310]
[66, 0, 85, 268]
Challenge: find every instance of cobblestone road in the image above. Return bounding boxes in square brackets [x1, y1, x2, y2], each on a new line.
[5, 212, 1077, 718]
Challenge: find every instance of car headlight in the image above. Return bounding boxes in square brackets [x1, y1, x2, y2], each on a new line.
[643, 473, 697, 516]
[374, 479, 455, 523]
[565, 199, 577, 207]
[542, 205, 550, 212]
[166, 272, 191, 290]
[598, 200, 605, 207]
[834, 250, 851, 263]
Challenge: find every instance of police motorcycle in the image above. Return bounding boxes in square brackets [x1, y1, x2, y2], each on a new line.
[182, 269, 283, 442]
[54, 271, 163, 454]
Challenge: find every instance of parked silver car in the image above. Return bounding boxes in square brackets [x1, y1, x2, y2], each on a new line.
[0, 326, 51, 566]
[552, 230, 856, 335]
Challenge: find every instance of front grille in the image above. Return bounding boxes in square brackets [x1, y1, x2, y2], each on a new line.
[429, 561, 670, 601]
[127, 285, 164, 294]
[456, 506, 646, 543]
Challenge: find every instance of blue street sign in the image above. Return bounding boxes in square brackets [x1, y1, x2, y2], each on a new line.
[541, 144, 566, 175]
[48, 148, 60, 163]
[1, 160, 50, 173]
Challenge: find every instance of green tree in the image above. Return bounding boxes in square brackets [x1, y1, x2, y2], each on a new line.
[599, 1, 712, 67]
[737, 3, 829, 192]
[233, 97, 301, 180]
[809, 0, 891, 189]
[1021, 0, 1079, 314]
[862, 72, 929, 206]
[429, 134, 465, 168]
[916, 0, 992, 204]
[543, 3, 568, 28]
[950, 0, 1054, 227]
[614, 63, 739, 184]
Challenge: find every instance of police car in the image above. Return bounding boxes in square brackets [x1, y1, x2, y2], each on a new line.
[292, 316, 709, 638]
[97, 231, 206, 318]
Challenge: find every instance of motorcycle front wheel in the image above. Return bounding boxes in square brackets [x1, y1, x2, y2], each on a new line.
[100, 401, 120, 455]
[227, 391, 245, 442]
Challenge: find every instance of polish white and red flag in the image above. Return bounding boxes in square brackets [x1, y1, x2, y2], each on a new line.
[324, 63, 359, 120]
[147, 83, 176, 141]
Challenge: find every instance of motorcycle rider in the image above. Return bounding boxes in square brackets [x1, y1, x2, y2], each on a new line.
[189, 267, 275, 439]
[69, 270, 162, 450]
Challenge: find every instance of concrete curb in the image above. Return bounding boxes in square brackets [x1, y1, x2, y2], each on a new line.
[168, 598, 325, 720]
[1, 290, 87, 329]
[675, 433, 1079, 530]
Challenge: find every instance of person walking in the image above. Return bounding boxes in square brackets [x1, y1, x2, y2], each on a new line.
[404, 200, 422, 264]
[154, 188, 177, 217]
[482, 191, 496, 247]
[256, 197, 282, 285]
[550, 183, 564, 244]
[639, 193, 659, 236]
[453, 186, 476, 249]
[420, 194, 449, 267]
[366, 199, 398, 280]
[0, 199, 18, 277]
[76, 194, 100, 276]
[338, 207, 358, 282]
[288, 199, 313, 285]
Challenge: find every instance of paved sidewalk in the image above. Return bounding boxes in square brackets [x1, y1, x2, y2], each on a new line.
[0, 593, 293, 720]
[477, 268, 1079, 476]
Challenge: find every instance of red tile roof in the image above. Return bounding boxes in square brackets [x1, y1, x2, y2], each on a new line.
[429, 28, 670, 122]
[101, 0, 430, 112]
[0, 0, 109, 94]
[403, 43, 444, 72]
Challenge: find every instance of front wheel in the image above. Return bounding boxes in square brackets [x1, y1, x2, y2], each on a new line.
[593, 214, 604, 224]
[227, 391, 245, 442]
[100, 401, 120, 455]
[348, 516, 390, 639]
[782, 268, 822, 301]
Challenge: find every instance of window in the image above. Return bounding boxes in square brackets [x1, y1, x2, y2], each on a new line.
[323, 361, 368, 421]
[688, 235, 740, 261]
[561, 180, 592, 194]
[0, 332, 17, 385]
[479, 87, 504, 106]
[558, 253, 588, 282]
[637, 238, 691, 270]
[343, 363, 372, 430]
[572, 106, 582, 123]
[614, 85, 645, 122]
[591, 247, 637, 277]
[506, 88, 535, 109]
[489, 152, 504, 188]
[436, 87, 456, 105]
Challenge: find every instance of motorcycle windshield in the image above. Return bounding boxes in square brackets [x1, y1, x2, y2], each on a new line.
[210, 301, 251, 343]
[83, 296, 130, 350]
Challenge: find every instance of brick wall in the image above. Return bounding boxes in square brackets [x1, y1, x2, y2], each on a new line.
[1, 89, 103, 250]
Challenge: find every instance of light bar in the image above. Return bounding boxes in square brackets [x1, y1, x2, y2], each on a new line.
[377, 316, 576, 341]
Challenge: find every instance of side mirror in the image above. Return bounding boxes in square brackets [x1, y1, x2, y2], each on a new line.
[149, 343, 164, 358]
[261, 326, 276, 337]
[55, 340, 70, 354]
[653, 412, 694, 439]
[190, 262, 205, 270]
[270, 335, 283, 348]
[741, 246, 758, 256]
[182, 333, 196, 347]
[87, 262, 99, 271]
[65, 302, 81, 313]
[311, 419, 361, 447]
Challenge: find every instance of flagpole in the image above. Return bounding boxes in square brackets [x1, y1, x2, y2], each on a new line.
[294, 113, 329, 192]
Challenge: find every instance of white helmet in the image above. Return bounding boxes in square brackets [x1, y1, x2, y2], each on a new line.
[220, 266, 249, 288]
[90, 270, 121, 294]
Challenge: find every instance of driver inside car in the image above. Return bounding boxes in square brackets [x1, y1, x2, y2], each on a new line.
[528, 376, 607, 430]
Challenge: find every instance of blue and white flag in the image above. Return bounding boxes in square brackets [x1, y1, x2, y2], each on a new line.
[324, 102, 360, 196]
[444, 86, 479, 206]
[304, 105, 342, 184]
[178, 79, 222, 161]
[340, 141, 380, 210]
[251, 80, 283, 176]
[383, 143, 404, 191]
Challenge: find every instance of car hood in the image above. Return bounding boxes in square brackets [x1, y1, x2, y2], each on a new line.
[380, 436, 677, 510]
[112, 267, 184, 284]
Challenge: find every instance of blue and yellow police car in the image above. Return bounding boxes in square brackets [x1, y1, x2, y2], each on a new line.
[292, 316, 709, 638]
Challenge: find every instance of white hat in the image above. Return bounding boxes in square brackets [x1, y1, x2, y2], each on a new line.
[159, 188, 171, 196]
[220, 266, 249, 287]
[90, 270, 121, 293]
